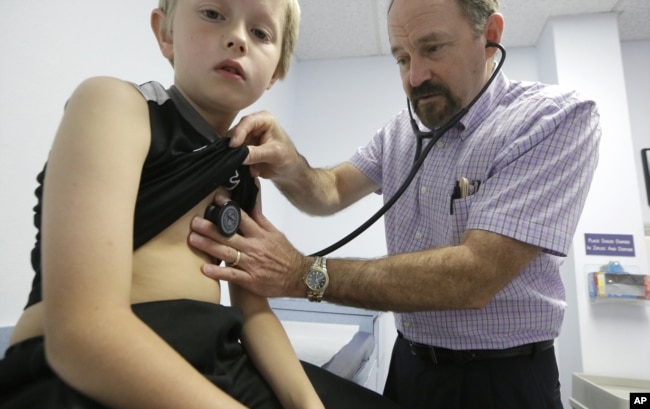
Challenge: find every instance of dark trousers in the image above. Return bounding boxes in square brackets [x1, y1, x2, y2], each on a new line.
[302, 360, 401, 409]
[0, 300, 400, 409]
[383, 335, 563, 409]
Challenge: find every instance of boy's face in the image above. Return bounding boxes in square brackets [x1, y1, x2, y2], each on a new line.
[159, 0, 285, 118]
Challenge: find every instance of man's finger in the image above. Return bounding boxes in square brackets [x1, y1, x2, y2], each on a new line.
[243, 145, 267, 166]
[228, 111, 273, 147]
[201, 264, 251, 286]
[188, 220, 239, 257]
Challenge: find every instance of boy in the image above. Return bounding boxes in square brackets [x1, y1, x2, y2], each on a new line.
[0, 1, 398, 408]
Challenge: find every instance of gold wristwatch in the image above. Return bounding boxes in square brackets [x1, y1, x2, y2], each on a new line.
[303, 257, 329, 302]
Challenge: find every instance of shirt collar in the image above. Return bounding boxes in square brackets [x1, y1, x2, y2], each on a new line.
[458, 70, 509, 139]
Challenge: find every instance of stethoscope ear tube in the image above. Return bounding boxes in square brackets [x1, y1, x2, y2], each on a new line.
[309, 43, 506, 257]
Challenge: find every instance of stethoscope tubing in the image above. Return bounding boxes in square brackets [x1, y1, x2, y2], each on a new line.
[309, 43, 506, 257]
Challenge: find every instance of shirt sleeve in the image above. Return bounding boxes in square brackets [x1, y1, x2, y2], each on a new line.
[467, 94, 601, 256]
[348, 112, 413, 195]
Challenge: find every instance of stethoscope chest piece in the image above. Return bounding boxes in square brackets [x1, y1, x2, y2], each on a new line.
[204, 201, 241, 237]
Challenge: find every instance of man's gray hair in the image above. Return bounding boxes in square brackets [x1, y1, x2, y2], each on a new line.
[388, 0, 499, 35]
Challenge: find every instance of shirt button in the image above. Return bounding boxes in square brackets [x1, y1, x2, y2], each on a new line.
[415, 232, 423, 240]
[421, 187, 428, 194]
[436, 141, 445, 148]
[403, 321, 412, 328]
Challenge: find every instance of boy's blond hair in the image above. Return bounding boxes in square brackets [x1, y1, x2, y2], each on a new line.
[158, 0, 300, 79]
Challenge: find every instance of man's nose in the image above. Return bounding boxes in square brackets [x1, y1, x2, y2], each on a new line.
[409, 56, 433, 88]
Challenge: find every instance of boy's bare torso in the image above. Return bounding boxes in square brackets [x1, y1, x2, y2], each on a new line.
[10, 195, 222, 346]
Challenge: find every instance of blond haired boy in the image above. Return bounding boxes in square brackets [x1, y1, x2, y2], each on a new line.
[0, 1, 398, 408]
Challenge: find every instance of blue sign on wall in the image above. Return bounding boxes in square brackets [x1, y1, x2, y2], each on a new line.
[584, 233, 635, 257]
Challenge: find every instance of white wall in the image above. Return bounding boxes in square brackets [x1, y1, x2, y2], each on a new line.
[279, 56, 401, 259]
[623, 41, 650, 228]
[536, 14, 649, 407]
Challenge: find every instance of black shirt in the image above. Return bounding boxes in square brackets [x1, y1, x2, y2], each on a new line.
[26, 82, 257, 308]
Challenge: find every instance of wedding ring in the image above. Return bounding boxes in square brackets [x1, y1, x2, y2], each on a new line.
[230, 250, 241, 267]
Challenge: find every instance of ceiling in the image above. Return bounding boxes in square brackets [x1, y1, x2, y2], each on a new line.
[294, 0, 650, 61]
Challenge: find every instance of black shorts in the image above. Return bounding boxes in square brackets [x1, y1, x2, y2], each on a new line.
[0, 299, 399, 409]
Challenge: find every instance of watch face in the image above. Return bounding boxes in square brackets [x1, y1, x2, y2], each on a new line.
[306, 270, 327, 290]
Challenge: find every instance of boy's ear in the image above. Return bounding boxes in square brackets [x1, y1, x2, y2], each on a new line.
[151, 8, 174, 62]
[266, 71, 281, 90]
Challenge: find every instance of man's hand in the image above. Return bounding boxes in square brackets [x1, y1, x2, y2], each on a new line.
[189, 194, 310, 299]
[227, 111, 303, 180]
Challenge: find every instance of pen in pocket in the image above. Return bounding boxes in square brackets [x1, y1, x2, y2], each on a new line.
[450, 177, 479, 215]
[458, 177, 469, 198]
[450, 181, 461, 214]
[449, 178, 467, 214]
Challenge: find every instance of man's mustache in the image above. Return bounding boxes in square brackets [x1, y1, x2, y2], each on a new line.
[410, 82, 451, 106]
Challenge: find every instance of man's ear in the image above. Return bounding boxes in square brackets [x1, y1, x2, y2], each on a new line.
[483, 13, 504, 57]
[151, 8, 174, 62]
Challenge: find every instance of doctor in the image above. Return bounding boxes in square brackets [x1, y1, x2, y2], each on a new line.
[189, 0, 601, 407]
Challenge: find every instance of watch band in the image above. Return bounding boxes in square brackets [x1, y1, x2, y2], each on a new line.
[306, 256, 328, 302]
[306, 289, 323, 302]
[312, 256, 326, 270]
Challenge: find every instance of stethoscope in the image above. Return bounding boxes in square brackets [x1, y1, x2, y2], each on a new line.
[308, 42, 507, 257]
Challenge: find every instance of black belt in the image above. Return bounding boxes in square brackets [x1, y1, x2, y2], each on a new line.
[398, 332, 554, 365]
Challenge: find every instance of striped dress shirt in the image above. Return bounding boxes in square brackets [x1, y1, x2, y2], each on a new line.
[349, 71, 601, 349]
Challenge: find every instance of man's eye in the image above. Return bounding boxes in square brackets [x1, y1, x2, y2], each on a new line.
[394, 56, 409, 66]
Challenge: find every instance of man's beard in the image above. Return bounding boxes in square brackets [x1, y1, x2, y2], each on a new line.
[411, 81, 463, 129]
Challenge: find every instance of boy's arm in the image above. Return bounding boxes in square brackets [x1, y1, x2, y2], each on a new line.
[230, 284, 324, 409]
